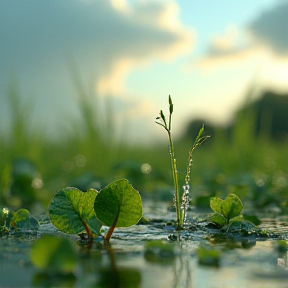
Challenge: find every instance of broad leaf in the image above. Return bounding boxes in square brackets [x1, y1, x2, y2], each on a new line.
[209, 212, 227, 227]
[30, 235, 77, 273]
[49, 187, 102, 236]
[94, 179, 142, 228]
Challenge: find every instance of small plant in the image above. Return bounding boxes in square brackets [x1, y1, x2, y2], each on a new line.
[48, 179, 142, 242]
[209, 194, 259, 232]
[156, 96, 209, 229]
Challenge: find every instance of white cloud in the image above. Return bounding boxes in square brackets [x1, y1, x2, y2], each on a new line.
[0, 0, 194, 138]
[194, 1, 288, 93]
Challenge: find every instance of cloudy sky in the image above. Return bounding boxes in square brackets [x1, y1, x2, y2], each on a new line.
[1, 0, 288, 143]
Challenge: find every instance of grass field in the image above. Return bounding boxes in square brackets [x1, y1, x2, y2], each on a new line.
[1, 85, 288, 215]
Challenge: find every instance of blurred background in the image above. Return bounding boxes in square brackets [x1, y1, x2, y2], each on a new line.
[1, 0, 288, 213]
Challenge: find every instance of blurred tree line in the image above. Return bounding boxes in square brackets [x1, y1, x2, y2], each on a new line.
[183, 90, 288, 143]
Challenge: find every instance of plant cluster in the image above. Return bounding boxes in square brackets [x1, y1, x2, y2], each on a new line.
[209, 194, 260, 232]
[48, 178, 143, 242]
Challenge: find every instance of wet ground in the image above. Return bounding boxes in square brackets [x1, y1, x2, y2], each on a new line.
[1, 203, 288, 288]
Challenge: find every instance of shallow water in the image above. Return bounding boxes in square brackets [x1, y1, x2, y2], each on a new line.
[1, 204, 288, 288]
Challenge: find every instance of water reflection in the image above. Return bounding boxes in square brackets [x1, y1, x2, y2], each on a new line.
[95, 244, 142, 288]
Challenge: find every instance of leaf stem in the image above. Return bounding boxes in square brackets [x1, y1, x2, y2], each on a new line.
[104, 208, 120, 242]
[81, 218, 95, 240]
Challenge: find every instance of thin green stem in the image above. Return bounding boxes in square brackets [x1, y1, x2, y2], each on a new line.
[167, 130, 181, 229]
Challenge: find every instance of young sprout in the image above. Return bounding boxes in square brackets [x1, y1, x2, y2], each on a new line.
[156, 96, 209, 229]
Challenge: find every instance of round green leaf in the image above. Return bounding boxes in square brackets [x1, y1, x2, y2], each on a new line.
[30, 235, 77, 273]
[94, 179, 142, 228]
[48, 187, 102, 236]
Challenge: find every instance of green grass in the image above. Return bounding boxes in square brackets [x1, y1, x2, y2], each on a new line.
[1, 82, 288, 214]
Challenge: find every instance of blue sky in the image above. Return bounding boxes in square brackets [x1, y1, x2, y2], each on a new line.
[0, 0, 287, 143]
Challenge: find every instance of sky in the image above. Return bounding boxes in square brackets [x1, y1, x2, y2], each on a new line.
[1, 0, 288, 143]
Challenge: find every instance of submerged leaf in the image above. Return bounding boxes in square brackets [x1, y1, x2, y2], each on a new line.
[94, 179, 142, 228]
[48, 187, 102, 236]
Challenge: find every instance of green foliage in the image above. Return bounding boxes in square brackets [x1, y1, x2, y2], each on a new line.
[48, 187, 102, 238]
[209, 194, 259, 232]
[9, 208, 39, 230]
[30, 235, 77, 273]
[94, 178, 142, 241]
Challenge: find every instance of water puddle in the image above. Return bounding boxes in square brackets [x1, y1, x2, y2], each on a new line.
[1, 205, 288, 288]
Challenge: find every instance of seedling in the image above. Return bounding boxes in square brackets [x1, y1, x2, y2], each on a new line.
[156, 96, 209, 229]
[49, 187, 102, 239]
[209, 194, 258, 232]
[94, 179, 143, 242]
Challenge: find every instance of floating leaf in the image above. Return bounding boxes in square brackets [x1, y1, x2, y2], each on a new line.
[30, 235, 77, 273]
[49, 187, 102, 237]
[9, 208, 39, 230]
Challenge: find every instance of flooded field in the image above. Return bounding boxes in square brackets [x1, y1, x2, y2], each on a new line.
[1, 203, 288, 288]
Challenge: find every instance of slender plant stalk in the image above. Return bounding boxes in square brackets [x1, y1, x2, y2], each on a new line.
[156, 96, 209, 229]
[156, 96, 181, 228]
